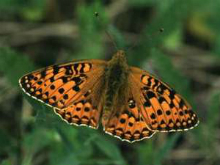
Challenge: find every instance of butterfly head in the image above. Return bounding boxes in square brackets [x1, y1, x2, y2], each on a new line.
[109, 50, 128, 67]
[113, 50, 126, 59]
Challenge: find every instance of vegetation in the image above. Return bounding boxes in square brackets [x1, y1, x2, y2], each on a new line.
[0, 0, 220, 165]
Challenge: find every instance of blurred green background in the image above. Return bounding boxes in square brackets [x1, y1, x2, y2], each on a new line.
[0, 0, 220, 165]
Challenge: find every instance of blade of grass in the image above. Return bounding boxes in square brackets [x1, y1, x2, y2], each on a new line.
[153, 134, 180, 165]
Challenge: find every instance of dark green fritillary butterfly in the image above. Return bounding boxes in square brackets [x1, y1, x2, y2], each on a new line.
[19, 50, 199, 143]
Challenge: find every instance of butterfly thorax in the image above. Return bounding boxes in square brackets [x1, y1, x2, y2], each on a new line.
[102, 50, 130, 125]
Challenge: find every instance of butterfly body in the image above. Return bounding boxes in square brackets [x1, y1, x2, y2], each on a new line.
[19, 50, 199, 143]
[102, 50, 129, 125]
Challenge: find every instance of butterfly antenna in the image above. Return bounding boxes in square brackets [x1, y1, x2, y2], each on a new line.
[94, 12, 118, 50]
[127, 27, 164, 52]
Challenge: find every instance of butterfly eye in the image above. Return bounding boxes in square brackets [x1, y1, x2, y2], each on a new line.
[128, 99, 136, 109]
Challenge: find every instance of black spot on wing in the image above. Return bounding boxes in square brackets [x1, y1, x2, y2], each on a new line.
[53, 65, 59, 75]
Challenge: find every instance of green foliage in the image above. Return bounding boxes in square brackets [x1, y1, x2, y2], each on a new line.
[94, 136, 127, 165]
[195, 91, 220, 155]
[0, 47, 36, 86]
[137, 135, 180, 165]
[21, 0, 46, 21]
[0, 0, 220, 165]
[153, 134, 180, 165]
[0, 0, 46, 21]
[76, 1, 107, 60]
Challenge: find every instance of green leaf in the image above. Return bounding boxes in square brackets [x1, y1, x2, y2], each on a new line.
[153, 134, 180, 165]
[94, 136, 127, 165]
[1, 159, 13, 165]
[194, 91, 220, 152]
[0, 47, 35, 86]
[137, 141, 154, 165]
[0, 130, 12, 153]
[76, 1, 107, 59]
[206, 92, 220, 129]
[22, 127, 57, 165]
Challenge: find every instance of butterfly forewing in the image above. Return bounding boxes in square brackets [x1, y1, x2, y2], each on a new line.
[19, 60, 107, 128]
[130, 66, 199, 132]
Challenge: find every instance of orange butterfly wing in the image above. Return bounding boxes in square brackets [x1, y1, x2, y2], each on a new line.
[130, 66, 199, 132]
[19, 60, 107, 128]
[103, 85, 155, 143]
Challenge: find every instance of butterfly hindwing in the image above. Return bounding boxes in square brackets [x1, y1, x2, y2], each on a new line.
[130, 66, 199, 132]
[103, 86, 155, 143]
[19, 60, 107, 128]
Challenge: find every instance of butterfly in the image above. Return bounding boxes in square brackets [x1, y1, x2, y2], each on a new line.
[19, 50, 199, 143]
